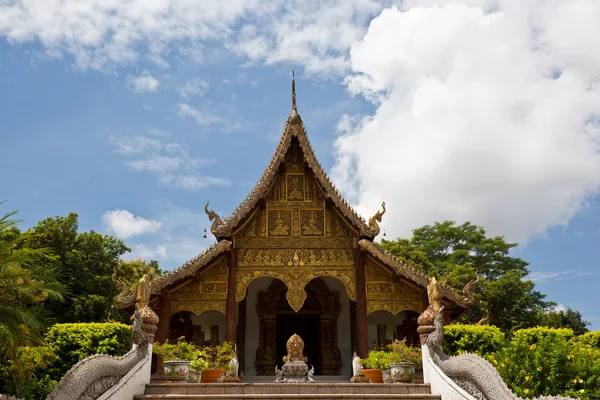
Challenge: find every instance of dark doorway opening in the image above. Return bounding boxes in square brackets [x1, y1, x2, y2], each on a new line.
[276, 314, 322, 374]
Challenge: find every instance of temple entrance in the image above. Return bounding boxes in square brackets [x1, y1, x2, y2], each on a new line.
[254, 278, 342, 375]
[276, 314, 321, 374]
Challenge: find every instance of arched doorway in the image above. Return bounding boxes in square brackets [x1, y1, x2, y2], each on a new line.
[254, 278, 342, 375]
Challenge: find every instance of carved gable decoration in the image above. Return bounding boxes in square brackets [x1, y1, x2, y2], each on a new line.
[365, 257, 426, 315]
[169, 257, 228, 315]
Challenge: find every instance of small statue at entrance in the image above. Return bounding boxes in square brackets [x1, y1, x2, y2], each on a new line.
[275, 333, 315, 383]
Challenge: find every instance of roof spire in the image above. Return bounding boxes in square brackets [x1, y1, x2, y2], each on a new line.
[292, 70, 297, 111]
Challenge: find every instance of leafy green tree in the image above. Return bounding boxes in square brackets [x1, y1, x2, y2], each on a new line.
[21, 212, 130, 323]
[0, 208, 67, 360]
[537, 307, 590, 336]
[114, 258, 163, 292]
[381, 221, 554, 333]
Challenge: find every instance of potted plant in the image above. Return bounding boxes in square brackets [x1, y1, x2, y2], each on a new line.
[153, 336, 200, 382]
[388, 339, 422, 383]
[359, 350, 392, 383]
[200, 341, 236, 383]
[218, 365, 241, 383]
[189, 357, 209, 383]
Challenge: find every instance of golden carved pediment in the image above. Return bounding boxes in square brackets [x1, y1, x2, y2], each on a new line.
[365, 257, 426, 315]
[169, 257, 227, 316]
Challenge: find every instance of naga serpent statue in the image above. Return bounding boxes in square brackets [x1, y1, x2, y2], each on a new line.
[427, 307, 578, 400]
[46, 305, 149, 400]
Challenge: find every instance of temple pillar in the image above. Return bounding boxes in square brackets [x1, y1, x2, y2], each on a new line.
[226, 250, 238, 344]
[355, 249, 368, 358]
[155, 292, 171, 371]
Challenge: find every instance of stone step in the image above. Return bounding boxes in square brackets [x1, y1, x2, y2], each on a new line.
[138, 383, 438, 400]
[135, 395, 440, 400]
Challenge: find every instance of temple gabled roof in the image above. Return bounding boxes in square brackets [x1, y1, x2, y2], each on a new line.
[206, 72, 382, 240]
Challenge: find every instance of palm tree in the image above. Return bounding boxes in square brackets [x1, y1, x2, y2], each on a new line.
[0, 206, 67, 360]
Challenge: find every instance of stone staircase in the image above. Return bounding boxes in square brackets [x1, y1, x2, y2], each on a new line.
[134, 383, 440, 400]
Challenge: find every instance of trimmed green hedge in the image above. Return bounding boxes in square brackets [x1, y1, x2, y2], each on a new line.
[443, 324, 505, 356]
[45, 322, 132, 381]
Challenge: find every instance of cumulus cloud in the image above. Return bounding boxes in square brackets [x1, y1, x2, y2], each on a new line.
[110, 133, 231, 191]
[332, 1, 600, 244]
[101, 209, 162, 239]
[126, 70, 159, 92]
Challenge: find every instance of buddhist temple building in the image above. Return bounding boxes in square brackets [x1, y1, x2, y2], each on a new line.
[121, 73, 472, 377]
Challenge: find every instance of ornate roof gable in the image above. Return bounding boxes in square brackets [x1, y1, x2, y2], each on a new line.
[208, 72, 382, 240]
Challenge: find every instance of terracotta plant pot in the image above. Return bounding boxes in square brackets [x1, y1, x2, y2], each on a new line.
[362, 368, 383, 383]
[201, 368, 225, 383]
[164, 360, 191, 382]
[390, 362, 416, 383]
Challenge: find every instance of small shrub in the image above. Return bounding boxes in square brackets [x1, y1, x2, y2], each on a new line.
[359, 350, 392, 370]
[153, 336, 200, 361]
[443, 324, 505, 356]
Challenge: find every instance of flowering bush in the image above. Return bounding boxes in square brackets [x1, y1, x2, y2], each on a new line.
[387, 339, 422, 364]
[490, 327, 600, 399]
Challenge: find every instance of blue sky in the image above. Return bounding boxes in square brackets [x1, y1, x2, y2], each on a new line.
[1, 0, 599, 330]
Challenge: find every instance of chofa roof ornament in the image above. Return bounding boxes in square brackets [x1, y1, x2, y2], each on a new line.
[204, 201, 223, 235]
[365, 201, 386, 237]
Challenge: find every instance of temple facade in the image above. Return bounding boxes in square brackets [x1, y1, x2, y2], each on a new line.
[121, 75, 471, 377]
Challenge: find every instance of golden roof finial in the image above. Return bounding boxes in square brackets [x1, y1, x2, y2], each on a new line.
[292, 70, 297, 111]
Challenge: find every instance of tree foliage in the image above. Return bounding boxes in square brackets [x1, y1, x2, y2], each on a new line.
[381, 221, 587, 334]
[20, 212, 130, 323]
[537, 308, 590, 336]
[0, 208, 68, 360]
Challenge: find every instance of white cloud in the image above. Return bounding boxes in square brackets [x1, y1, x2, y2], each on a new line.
[177, 79, 209, 98]
[101, 209, 162, 239]
[110, 133, 230, 191]
[109, 135, 162, 155]
[332, 1, 600, 244]
[528, 269, 594, 283]
[127, 70, 159, 93]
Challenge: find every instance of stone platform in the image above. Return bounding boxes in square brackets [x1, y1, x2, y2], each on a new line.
[134, 383, 440, 400]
